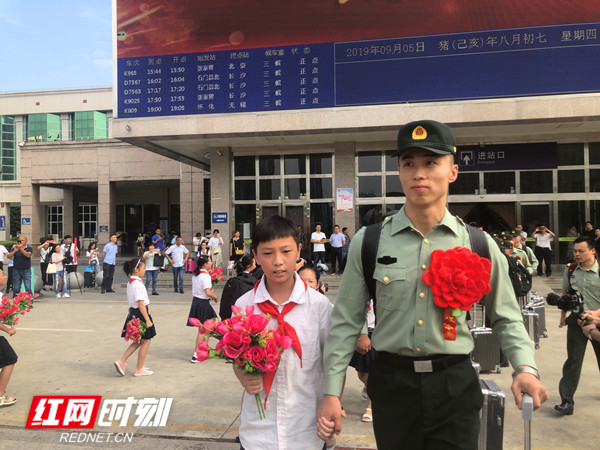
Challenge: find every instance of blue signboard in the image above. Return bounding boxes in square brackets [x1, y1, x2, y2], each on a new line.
[212, 212, 228, 224]
[117, 22, 600, 118]
[99, 225, 109, 233]
[21, 217, 31, 225]
[0, 215, 5, 231]
[457, 142, 557, 172]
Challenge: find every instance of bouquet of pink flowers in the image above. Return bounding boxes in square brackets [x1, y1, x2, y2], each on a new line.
[209, 267, 225, 288]
[189, 305, 292, 419]
[0, 292, 35, 326]
[122, 315, 147, 344]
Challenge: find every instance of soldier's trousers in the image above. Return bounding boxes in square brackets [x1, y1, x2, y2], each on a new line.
[558, 321, 600, 405]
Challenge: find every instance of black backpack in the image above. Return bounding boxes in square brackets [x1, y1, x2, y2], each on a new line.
[504, 254, 532, 297]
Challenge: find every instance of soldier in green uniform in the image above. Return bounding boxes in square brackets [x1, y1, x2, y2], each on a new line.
[555, 235, 600, 415]
[514, 234, 539, 275]
[317, 120, 548, 449]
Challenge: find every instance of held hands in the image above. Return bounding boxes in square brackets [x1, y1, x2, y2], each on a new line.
[233, 365, 264, 395]
[317, 395, 346, 442]
[8, 327, 16, 336]
[510, 373, 548, 410]
[355, 334, 371, 354]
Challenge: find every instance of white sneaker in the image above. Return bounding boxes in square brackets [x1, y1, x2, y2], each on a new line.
[63, 293, 71, 298]
[56, 293, 62, 298]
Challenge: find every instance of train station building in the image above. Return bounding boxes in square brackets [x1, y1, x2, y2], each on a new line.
[2, 1, 600, 264]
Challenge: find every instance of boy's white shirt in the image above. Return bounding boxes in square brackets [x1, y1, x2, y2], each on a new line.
[235, 272, 333, 450]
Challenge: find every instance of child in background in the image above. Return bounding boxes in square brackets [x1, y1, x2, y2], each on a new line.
[114, 258, 156, 377]
[51, 244, 69, 298]
[0, 269, 17, 407]
[234, 216, 333, 450]
[297, 266, 328, 296]
[189, 255, 218, 363]
[87, 242, 100, 275]
[348, 299, 375, 422]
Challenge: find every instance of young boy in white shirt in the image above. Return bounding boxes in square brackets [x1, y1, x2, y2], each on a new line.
[234, 216, 333, 450]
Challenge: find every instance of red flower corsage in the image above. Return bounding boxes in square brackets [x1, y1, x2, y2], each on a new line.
[422, 246, 492, 340]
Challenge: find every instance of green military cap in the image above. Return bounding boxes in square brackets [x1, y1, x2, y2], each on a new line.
[497, 239, 513, 250]
[393, 120, 457, 157]
[508, 230, 520, 239]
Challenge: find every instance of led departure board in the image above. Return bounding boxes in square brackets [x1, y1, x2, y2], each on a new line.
[115, 1, 600, 119]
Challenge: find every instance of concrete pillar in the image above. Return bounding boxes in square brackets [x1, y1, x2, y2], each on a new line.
[210, 147, 232, 259]
[106, 111, 113, 138]
[63, 186, 79, 238]
[334, 141, 357, 236]
[97, 181, 115, 246]
[97, 149, 114, 246]
[179, 163, 205, 242]
[0, 202, 9, 241]
[19, 147, 43, 245]
[60, 114, 70, 141]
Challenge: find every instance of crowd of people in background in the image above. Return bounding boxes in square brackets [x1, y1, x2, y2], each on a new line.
[4, 217, 600, 299]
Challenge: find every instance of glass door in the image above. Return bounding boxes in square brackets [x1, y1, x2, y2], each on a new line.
[520, 202, 551, 239]
[261, 205, 280, 220]
[284, 205, 304, 228]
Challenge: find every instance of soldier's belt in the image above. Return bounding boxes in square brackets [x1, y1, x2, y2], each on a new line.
[372, 351, 469, 373]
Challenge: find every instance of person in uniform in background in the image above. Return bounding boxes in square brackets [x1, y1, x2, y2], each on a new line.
[555, 236, 600, 415]
[317, 120, 548, 449]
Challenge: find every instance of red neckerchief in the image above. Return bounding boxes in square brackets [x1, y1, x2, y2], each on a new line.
[254, 278, 306, 406]
[128, 277, 141, 284]
[200, 270, 208, 274]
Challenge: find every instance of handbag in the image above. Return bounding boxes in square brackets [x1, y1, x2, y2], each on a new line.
[235, 249, 244, 255]
[153, 253, 162, 267]
[46, 263, 57, 274]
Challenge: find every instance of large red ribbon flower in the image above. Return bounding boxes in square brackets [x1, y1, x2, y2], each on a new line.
[422, 246, 492, 340]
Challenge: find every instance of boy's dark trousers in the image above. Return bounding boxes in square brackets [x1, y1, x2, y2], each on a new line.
[368, 353, 482, 450]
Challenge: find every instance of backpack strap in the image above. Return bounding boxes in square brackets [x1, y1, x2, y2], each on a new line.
[567, 262, 578, 290]
[465, 224, 491, 327]
[465, 224, 490, 261]
[361, 211, 399, 306]
[362, 222, 383, 303]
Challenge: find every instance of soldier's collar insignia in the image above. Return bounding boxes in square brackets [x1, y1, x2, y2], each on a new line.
[412, 125, 427, 140]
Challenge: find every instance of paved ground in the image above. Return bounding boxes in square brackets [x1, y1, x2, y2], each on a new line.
[0, 263, 598, 449]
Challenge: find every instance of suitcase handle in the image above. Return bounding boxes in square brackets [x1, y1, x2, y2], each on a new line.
[523, 393, 533, 449]
[522, 393, 533, 420]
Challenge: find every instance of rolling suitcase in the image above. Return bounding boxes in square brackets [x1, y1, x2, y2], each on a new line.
[522, 309, 540, 349]
[83, 271, 95, 288]
[526, 300, 547, 338]
[478, 379, 505, 450]
[471, 327, 502, 373]
[186, 258, 196, 273]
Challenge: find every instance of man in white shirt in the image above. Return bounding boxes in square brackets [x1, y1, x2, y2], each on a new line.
[61, 235, 79, 275]
[165, 237, 189, 293]
[0, 244, 8, 271]
[311, 224, 327, 271]
[329, 225, 345, 275]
